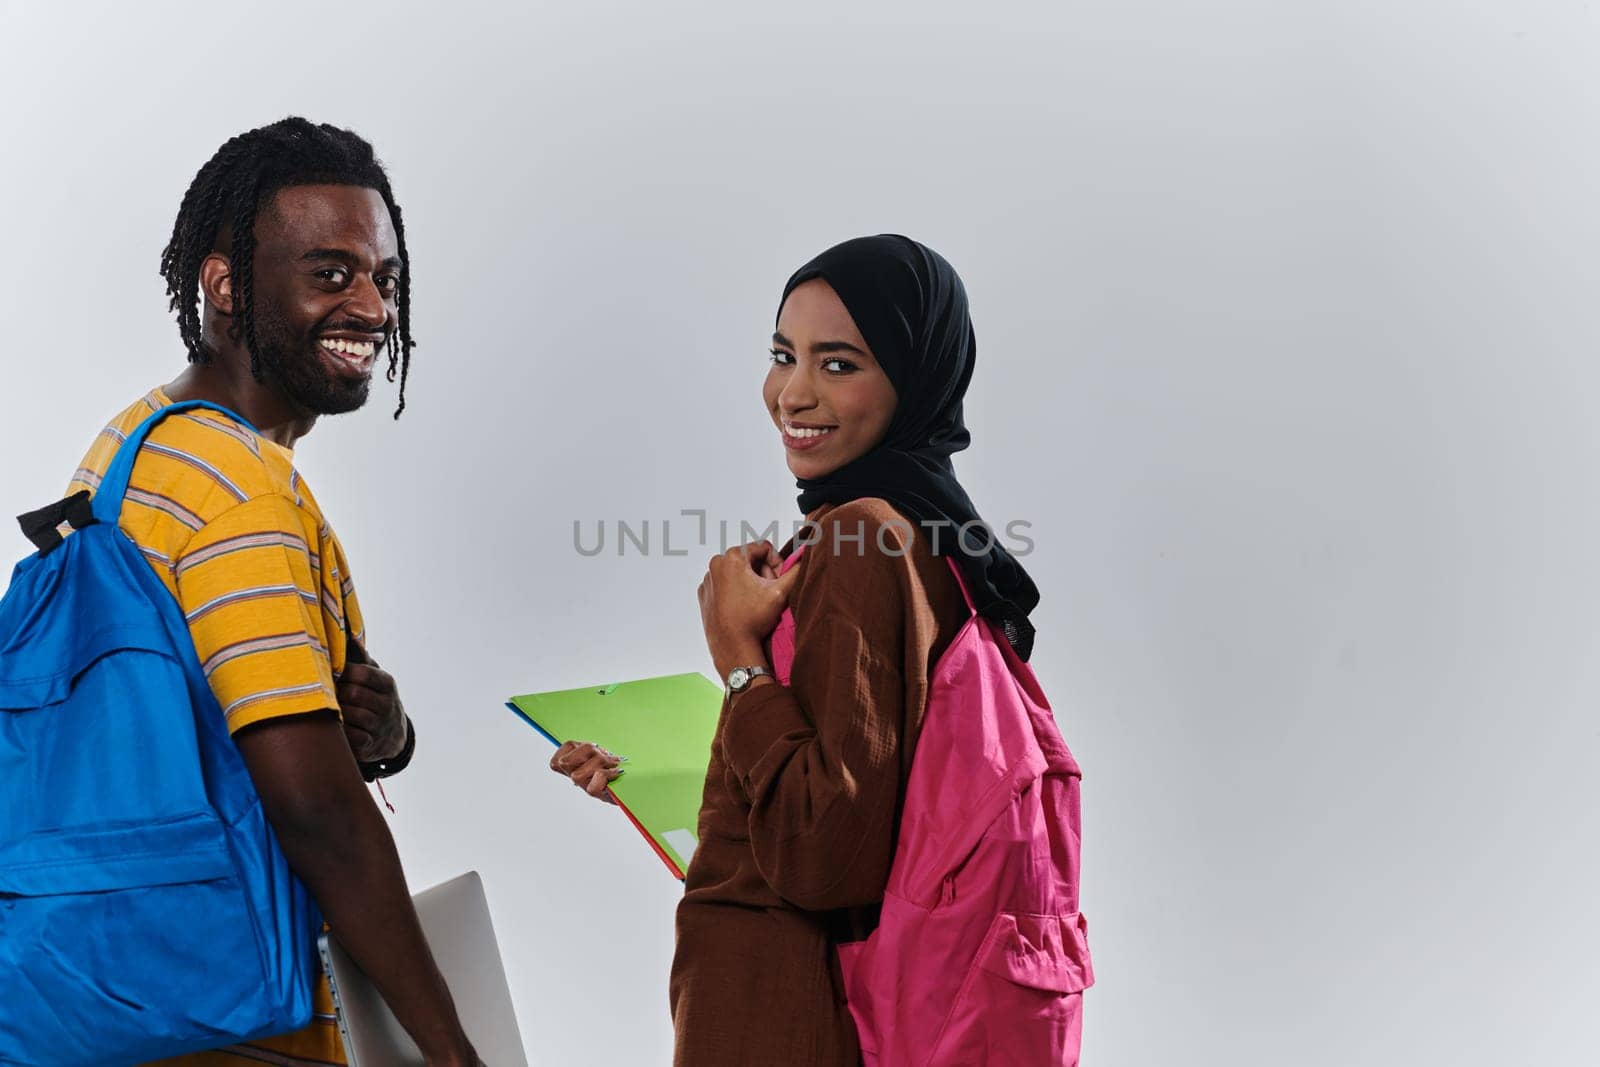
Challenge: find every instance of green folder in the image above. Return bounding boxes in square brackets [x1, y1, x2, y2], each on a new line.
[507, 672, 724, 880]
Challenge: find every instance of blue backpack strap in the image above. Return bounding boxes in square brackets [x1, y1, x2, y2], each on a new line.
[90, 400, 259, 525]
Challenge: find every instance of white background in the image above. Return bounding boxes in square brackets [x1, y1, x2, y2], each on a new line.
[2, 1, 1597, 1063]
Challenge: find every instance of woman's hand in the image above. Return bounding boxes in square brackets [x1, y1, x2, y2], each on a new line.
[698, 541, 800, 679]
[548, 741, 624, 805]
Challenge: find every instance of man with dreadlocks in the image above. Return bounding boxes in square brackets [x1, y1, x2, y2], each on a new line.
[64, 118, 480, 1066]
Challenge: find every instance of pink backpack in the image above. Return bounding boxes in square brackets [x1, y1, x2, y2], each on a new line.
[770, 548, 1093, 1065]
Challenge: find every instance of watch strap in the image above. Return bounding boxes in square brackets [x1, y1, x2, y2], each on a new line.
[726, 665, 773, 693]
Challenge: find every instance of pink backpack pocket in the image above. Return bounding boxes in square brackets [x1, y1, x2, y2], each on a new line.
[924, 910, 1092, 1063]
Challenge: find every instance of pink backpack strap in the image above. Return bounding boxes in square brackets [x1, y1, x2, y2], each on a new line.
[772, 548, 981, 685]
[769, 547, 804, 685]
[784, 545, 977, 610]
[942, 555, 979, 618]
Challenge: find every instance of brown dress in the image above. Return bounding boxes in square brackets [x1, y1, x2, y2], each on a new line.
[670, 499, 970, 1066]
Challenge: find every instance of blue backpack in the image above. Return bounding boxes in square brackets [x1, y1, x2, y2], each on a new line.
[0, 401, 321, 1066]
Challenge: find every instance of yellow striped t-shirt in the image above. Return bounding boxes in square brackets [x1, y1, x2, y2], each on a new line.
[69, 386, 359, 1066]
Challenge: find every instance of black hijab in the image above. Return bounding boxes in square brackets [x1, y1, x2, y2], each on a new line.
[779, 234, 1041, 660]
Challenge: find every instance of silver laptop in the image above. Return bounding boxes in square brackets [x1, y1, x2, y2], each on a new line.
[318, 870, 529, 1066]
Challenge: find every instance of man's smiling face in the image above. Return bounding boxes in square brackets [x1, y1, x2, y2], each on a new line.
[245, 184, 401, 416]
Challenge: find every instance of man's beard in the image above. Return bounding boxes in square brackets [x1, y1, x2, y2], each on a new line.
[251, 298, 374, 416]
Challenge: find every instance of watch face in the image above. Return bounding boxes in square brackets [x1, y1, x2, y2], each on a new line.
[728, 668, 750, 690]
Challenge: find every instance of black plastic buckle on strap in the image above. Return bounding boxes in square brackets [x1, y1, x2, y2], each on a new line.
[16, 490, 97, 556]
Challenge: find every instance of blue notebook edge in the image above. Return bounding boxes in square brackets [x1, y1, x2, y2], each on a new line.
[504, 699, 561, 748]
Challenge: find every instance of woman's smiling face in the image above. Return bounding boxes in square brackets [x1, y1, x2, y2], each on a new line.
[764, 278, 899, 481]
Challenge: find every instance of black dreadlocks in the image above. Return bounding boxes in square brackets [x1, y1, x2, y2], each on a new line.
[159, 117, 415, 418]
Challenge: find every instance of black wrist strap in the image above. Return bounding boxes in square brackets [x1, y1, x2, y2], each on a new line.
[359, 716, 416, 782]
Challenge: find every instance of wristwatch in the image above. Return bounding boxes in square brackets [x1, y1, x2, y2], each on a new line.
[725, 665, 772, 697]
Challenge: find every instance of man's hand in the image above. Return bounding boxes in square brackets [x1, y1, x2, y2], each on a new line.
[339, 640, 409, 763]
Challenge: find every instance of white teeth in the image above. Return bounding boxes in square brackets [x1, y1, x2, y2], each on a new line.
[784, 425, 834, 439]
[320, 339, 376, 359]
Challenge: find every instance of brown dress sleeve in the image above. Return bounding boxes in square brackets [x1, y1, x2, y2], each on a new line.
[718, 498, 968, 911]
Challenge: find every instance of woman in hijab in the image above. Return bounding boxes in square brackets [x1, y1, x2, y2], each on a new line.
[552, 235, 1041, 1064]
